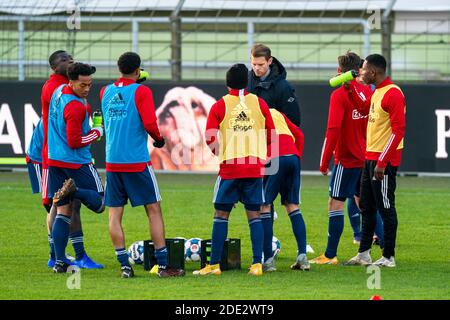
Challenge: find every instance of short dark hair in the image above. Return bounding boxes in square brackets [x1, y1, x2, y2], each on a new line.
[251, 44, 271, 61]
[365, 54, 387, 73]
[338, 51, 362, 73]
[226, 63, 248, 89]
[118, 52, 141, 75]
[67, 62, 96, 80]
[49, 50, 67, 69]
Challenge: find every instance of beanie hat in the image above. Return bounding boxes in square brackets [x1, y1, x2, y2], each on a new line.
[226, 63, 248, 89]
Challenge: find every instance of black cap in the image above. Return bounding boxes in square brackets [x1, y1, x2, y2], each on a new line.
[226, 63, 248, 90]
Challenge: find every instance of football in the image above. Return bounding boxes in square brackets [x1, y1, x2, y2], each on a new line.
[262, 236, 281, 261]
[272, 236, 281, 257]
[185, 237, 202, 262]
[127, 240, 145, 265]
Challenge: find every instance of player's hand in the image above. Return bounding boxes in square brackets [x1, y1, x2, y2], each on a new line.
[93, 126, 103, 137]
[153, 138, 165, 148]
[320, 165, 329, 176]
[374, 165, 385, 181]
[343, 81, 352, 92]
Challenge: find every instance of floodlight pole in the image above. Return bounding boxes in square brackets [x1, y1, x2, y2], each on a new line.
[382, 0, 396, 76]
[171, 0, 185, 81]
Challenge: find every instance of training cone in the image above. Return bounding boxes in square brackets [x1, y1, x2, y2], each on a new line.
[370, 295, 383, 300]
[149, 265, 158, 274]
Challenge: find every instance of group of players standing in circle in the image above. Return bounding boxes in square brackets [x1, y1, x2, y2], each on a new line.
[26, 43, 405, 278]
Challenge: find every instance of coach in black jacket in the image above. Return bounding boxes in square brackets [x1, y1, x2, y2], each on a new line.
[247, 43, 301, 126]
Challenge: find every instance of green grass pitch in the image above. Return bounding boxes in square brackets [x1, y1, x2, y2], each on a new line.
[0, 172, 449, 300]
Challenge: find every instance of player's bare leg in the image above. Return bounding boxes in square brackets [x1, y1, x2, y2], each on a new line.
[144, 202, 165, 249]
[145, 202, 185, 277]
[109, 206, 125, 249]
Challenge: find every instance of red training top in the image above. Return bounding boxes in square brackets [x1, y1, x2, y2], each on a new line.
[320, 79, 371, 172]
[41, 74, 69, 168]
[268, 112, 304, 159]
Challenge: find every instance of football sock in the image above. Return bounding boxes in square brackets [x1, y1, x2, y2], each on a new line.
[325, 210, 344, 258]
[74, 188, 104, 213]
[260, 212, 273, 262]
[48, 234, 55, 260]
[347, 198, 361, 239]
[52, 214, 71, 263]
[155, 247, 169, 269]
[288, 209, 307, 255]
[115, 248, 130, 267]
[248, 218, 263, 264]
[374, 211, 385, 248]
[210, 217, 228, 265]
[69, 231, 86, 260]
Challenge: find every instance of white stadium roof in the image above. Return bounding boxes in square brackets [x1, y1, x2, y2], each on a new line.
[1, 0, 450, 15]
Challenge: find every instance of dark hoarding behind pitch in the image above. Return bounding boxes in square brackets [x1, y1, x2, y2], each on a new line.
[0, 81, 449, 173]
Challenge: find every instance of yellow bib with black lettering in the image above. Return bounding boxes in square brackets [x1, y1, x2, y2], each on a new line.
[367, 84, 405, 152]
[219, 93, 267, 162]
[270, 109, 294, 140]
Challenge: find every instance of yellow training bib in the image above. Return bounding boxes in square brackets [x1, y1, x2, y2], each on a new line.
[219, 93, 267, 162]
[366, 84, 405, 152]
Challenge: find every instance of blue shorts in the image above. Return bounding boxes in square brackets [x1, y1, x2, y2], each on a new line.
[105, 165, 161, 207]
[329, 163, 362, 201]
[48, 164, 104, 206]
[213, 177, 264, 212]
[27, 161, 42, 194]
[264, 155, 301, 205]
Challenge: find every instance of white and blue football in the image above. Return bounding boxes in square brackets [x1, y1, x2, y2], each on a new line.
[185, 238, 202, 262]
[262, 236, 281, 261]
[127, 240, 145, 265]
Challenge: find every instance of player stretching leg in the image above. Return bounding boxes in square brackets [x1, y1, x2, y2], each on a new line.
[41, 51, 102, 269]
[48, 62, 105, 273]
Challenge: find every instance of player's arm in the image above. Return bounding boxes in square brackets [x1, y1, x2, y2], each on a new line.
[281, 113, 304, 157]
[205, 100, 223, 156]
[135, 85, 164, 145]
[320, 91, 345, 174]
[99, 86, 106, 101]
[258, 97, 276, 147]
[346, 82, 372, 115]
[64, 101, 101, 149]
[40, 86, 48, 119]
[376, 89, 406, 170]
[277, 82, 301, 126]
